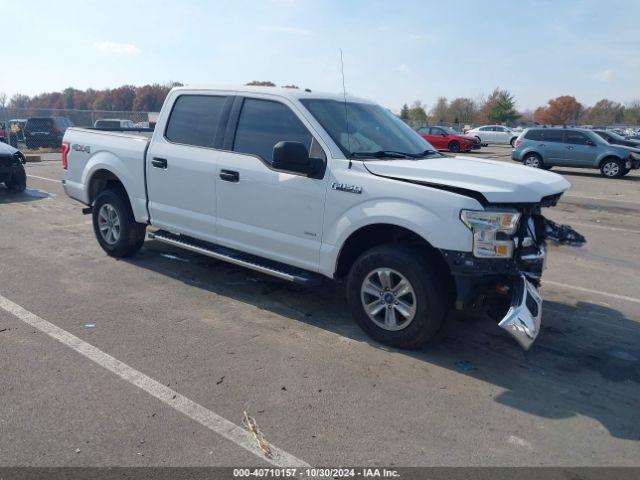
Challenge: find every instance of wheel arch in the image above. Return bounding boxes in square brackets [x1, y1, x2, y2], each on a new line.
[598, 155, 623, 168]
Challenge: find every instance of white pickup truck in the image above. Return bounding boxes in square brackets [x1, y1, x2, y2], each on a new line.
[62, 85, 584, 350]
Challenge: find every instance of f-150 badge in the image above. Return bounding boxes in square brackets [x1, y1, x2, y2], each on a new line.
[331, 182, 362, 194]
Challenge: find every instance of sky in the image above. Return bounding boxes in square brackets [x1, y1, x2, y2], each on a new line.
[2, 0, 639, 112]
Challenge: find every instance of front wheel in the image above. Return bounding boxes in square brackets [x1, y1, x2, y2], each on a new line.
[346, 245, 446, 349]
[600, 158, 624, 178]
[5, 165, 27, 192]
[448, 141, 460, 153]
[92, 188, 146, 257]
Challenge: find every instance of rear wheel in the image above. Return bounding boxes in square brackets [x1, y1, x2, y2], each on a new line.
[510, 137, 517, 147]
[92, 188, 146, 257]
[523, 153, 543, 168]
[448, 141, 460, 153]
[600, 158, 624, 178]
[347, 244, 446, 349]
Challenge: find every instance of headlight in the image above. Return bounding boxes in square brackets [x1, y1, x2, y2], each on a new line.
[460, 210, 522, 258]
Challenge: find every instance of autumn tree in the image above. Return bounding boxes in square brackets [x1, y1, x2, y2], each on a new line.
[534, 96, 583, 125]
[583, 99, 625, 125]
[448, 97, 477, 125]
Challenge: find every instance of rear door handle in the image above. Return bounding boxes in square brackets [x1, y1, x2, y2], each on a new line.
[151, 157, 167, 169]
[219, 169, 239, 182]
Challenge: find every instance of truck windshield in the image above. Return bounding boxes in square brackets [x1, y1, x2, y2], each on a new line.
[300, 99, 435, 159]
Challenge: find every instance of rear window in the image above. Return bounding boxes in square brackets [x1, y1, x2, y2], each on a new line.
[96, 120, 120, 128]
[524, 130, 544, 141]
[26, 118, 54, 131]
[165, 95, 228, 147]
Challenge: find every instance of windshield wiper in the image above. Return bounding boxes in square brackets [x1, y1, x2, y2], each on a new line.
[350, 150, 419, 159]
[419, 149, 441, 157]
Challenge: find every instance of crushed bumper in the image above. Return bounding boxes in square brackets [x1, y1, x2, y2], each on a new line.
[498, 274, 542, 350]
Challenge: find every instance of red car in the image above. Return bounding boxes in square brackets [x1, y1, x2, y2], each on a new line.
[417, 126, 480, 153]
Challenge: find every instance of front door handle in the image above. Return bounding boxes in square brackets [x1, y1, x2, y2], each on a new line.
[151, 157, 167, 169]
[219, 169, 239, 182]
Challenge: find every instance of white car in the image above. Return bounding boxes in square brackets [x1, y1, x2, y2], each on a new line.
[62, 85, 581, 350]
[466, 125, 520, 146]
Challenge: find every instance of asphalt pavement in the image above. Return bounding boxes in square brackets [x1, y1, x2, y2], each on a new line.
[1, 147, 638, 467]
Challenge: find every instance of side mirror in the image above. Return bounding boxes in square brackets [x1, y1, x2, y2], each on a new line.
[273, 141, 323, 177]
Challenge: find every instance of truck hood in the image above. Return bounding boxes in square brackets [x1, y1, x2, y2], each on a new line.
[363, 155, 571, 204]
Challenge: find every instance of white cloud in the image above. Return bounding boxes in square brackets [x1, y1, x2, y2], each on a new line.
[596, 69, 614, 81]
[93, 42, 141, 55]
[262, 26, 314, 36]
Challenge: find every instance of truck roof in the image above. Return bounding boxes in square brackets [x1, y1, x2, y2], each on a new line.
[170, 85, 375, 104]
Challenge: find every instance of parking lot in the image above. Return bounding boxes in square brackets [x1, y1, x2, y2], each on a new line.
[1, 145, 639, 466]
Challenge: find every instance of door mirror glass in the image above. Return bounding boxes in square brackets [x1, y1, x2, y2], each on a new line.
[272, 141, 312, 174]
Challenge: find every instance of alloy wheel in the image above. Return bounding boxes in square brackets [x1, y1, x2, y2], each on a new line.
[361, 268, 417, 331]
[97, 203, 121, 245]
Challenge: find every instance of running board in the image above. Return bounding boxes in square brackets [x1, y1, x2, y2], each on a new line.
[148, 230, 322, 286]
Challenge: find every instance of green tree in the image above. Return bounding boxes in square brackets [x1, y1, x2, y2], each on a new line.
[623, 100, 640, 125]
[407, 100, 428, 126]
[485, 88, 519, 123]
[400, 103, 410, 122]
[430, 97, 450, 123]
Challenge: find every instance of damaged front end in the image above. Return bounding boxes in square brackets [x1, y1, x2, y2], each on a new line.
[441, 193, 586, 349]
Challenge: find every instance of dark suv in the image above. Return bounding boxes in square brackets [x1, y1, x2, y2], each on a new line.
[511, 127, 640, 178]
[24, 117, 73, 149]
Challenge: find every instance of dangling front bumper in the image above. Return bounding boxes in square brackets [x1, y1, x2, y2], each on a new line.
[498, 274, 543, 350]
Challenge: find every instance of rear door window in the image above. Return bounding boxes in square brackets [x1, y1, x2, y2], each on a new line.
[233, 98, 312, 164]
[543, 130, 564, 143]
[165, 95, 228, 148]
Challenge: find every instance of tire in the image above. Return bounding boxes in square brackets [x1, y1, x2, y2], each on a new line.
[510, 137, 517, 147]
[523, 153, 543, 169]
[346, 244, 446, 349]
[448, 141, 461, 153]
[600, 158, 624, 178]
[92, 188, 146, 257]
[5, 165, 27, 192]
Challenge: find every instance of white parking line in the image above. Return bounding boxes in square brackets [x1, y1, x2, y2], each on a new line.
[0, 294, 308, 468]
[568, 222, 640, 234]
[543, 281, 640, 305]
[27, 174, 60, 183]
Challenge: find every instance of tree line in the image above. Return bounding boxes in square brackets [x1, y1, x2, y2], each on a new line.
[400, 88, 640, 127]
[3, 82, 183, 113]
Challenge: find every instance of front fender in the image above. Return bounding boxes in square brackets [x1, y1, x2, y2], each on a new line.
[319, 197, 475, 277]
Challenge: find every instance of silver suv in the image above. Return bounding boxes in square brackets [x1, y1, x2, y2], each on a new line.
[511, 127, 639, 178]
